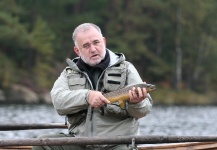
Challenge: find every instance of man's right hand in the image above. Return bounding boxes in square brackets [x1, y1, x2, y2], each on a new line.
[88, 91, 110, 108]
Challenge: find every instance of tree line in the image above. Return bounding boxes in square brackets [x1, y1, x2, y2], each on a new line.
[0, 0, 216, 95]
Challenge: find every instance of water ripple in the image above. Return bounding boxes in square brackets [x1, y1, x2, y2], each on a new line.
[1, 104, 217, 139]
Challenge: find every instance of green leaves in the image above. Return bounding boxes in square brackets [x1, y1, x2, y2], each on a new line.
[29, 17, 55, 61]
[0, 0, 216, 93]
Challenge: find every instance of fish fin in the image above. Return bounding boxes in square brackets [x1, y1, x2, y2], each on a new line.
[119, 100, 125, 108]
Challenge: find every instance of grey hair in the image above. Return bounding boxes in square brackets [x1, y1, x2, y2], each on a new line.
[72, 23, 102, 46]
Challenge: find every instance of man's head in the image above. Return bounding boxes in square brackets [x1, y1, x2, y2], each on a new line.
[72, 23, 106, 67]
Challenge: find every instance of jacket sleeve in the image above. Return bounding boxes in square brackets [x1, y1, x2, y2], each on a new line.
[50, 69, 89, 116]
[125, 63, 153, 118]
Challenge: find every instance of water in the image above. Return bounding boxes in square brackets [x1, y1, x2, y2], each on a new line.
[140, 105, 217, 136]
[1, 104, 217, 139]
[0, 104, 67, 139]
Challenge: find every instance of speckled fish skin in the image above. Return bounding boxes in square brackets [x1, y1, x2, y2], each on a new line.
[103, 83, 156, 103]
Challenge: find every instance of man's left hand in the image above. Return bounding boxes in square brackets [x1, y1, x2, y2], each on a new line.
[128, 86, 147, 104]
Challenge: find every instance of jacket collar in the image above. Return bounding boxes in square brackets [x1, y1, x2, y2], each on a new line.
[108, 49, 126, 66]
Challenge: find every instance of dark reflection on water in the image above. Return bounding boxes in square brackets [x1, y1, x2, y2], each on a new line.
[1, 104, 217, 139]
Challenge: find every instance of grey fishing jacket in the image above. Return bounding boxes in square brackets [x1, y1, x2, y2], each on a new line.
[50, 50, 152, 138]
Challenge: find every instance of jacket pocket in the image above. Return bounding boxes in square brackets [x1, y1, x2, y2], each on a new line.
[103, 63, 127, 92]
[67, 109, 87, 130]
[104, 104, 130, 119]
[68, 77, 86, 90]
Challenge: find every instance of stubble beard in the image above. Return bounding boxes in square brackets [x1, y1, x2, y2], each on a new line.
[80, 47, 106, 67]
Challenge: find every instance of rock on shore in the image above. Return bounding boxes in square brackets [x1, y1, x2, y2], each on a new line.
[0, 89, 6, 102]
[1, 84, 52, 104]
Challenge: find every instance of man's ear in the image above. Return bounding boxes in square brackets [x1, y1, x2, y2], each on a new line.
[103, 37, 106, 45]
[74, 46, 80, 56]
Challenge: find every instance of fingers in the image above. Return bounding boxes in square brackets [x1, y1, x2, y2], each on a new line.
[130, 87, 146, 99]
[142, 87, 147, 98]
[129, 87, 147, 104]
[100, 95, 110, 104]
[88, 91, 110, 108]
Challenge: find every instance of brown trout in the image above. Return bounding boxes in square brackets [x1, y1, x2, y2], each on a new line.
[103, 83, 156, 107]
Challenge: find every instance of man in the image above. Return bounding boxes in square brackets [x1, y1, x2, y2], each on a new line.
[33, 23, 153, 150]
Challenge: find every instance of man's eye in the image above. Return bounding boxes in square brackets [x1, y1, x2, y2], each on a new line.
[93, 41, 100, 45]
[83, 44, 90, 49]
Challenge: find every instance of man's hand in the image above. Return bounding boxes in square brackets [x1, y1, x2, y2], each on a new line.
[88, 91, 110, 108]
[129, 82, 148, 104]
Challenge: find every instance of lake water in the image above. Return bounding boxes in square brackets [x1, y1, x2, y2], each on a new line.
[1, 104, 217, 139]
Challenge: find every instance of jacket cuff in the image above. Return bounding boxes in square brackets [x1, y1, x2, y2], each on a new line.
[85, 90, 91, 105]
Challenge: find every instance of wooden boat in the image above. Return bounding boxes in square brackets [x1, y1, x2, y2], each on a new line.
[1, 136, 217, 150]
[1, 123, 217, 150]
[1, 142, 217, 150]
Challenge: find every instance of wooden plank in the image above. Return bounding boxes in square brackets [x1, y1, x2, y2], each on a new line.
[0, 123, 67, 131]
[0, 146, 32, 150]
[2, 136, 217, 146]
[138, 142, 217, 150]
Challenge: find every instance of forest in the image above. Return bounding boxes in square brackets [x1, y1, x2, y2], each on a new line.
[0, 0, 216, 104]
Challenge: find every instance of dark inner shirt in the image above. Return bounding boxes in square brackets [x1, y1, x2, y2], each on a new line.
[76, 50, 110, 90]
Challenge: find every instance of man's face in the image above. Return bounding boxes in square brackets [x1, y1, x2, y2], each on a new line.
[74, 27, 106, 66]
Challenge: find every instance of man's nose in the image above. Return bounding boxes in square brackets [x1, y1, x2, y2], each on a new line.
[89, 44, 96, 52]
